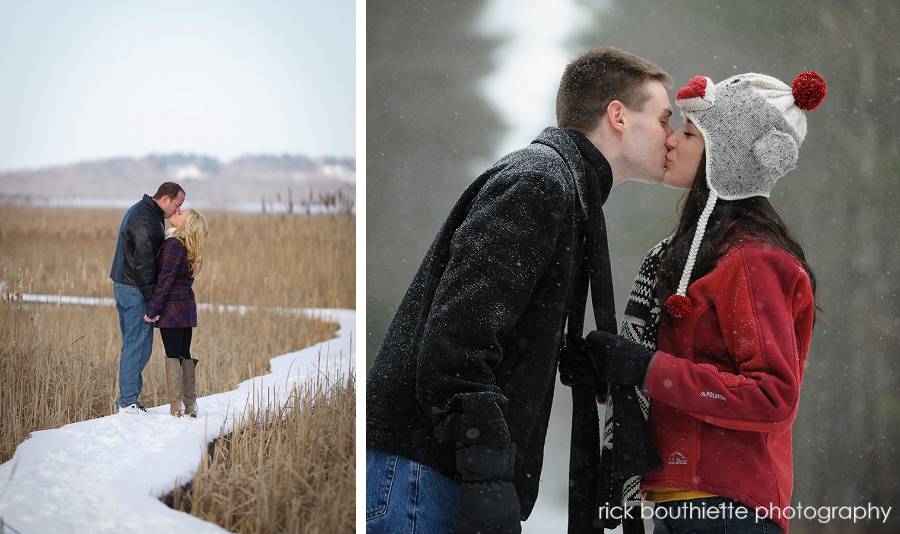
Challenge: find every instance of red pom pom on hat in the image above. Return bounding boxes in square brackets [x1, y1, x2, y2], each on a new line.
[792, 71, 827, 111]
[665, 294, 692, 318]
[676, 75, 709, 101]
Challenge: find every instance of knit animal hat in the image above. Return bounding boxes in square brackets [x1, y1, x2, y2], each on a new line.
[665, 71, 826, 318]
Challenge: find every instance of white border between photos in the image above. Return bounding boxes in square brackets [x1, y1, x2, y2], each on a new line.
[355, 0, 366, 532]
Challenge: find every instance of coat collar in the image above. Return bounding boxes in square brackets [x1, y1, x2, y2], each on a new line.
[531, 127, 613, 223]
[142, 194, 165, 220]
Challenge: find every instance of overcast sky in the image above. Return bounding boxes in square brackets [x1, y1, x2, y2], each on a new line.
[0, 0, 355, 172]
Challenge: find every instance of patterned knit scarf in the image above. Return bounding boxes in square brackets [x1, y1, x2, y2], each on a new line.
[600, 238, 670, 533]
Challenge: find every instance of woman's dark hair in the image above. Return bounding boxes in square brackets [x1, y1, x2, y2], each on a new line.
[656, 152, 819, 322]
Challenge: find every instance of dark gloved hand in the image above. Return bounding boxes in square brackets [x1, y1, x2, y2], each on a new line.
[452, 444, 521, 534]
[558, 336, 607, 402]
[558, 337, 598, 388]
[585, 330, 655, 387]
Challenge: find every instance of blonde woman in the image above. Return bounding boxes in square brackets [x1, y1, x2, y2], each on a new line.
[145, 208, 209, 417]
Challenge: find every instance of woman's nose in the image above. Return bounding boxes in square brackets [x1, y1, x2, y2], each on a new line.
[665, 133, 677, 150]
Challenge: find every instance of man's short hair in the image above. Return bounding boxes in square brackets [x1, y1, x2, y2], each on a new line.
[152, 182, 185, 200]
[556, 46, 673, 132]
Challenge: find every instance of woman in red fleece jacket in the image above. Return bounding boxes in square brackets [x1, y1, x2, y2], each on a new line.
[587, 71, 826, 534]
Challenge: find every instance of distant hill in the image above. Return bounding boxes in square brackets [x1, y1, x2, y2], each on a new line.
[0, 154, 355, 211]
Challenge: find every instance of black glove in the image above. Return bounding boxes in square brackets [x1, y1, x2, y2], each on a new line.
[558, 337, 600, 387]
[452, 444, 521, 534]
[558, 336, 608, 402]
[585, 330, 654, 387]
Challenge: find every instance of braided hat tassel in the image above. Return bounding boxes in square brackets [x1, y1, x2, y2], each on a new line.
[665, 192, 718, 318]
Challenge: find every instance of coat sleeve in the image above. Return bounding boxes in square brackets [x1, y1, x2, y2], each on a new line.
[146, 239, 185, 319]
[417, 167, 570, 448]
[644, 245, 815, 433]
[134, 220, 163, 301]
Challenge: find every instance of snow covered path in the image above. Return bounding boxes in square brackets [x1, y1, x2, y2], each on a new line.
[0, 306, 355, 534]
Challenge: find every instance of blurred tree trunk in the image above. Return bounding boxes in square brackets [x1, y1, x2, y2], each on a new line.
[787, 3, 900, 529]
[366, 0, 500, 367]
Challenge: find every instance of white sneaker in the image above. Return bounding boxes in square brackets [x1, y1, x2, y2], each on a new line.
[118, 403, 147, 415]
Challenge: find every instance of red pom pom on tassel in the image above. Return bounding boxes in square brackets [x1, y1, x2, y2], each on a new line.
[792, 71, 827, 111]
[665, 294, 692, 318]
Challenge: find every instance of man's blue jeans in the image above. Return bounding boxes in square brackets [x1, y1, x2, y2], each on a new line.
[113, 282, 154, 408]
[366, 447, 460, 533]
[652, 497, 784, 534]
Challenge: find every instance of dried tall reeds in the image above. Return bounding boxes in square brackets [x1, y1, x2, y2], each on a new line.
[168, 373, 356, 533]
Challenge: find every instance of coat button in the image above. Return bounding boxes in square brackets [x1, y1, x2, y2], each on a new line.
[466, 428, 480, 439]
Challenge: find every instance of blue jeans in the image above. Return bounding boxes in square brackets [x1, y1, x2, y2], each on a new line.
[113, 282, 154, 408]
[366, 447, 460, 533]
[652, 497, 784, 534]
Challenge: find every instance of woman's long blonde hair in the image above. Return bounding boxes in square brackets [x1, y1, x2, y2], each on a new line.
[171, 209, 208, 276]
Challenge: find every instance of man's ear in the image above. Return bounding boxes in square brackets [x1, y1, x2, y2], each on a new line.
[605, 100, 626, 133]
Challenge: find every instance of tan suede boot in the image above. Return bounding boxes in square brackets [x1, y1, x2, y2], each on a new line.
[182, 358, 198, 418]
[165, 357, 184, 417]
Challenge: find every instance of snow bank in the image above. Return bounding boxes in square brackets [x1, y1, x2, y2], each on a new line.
[0, 303, 355, 534]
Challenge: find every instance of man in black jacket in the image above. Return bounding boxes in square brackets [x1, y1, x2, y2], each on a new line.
[367, 47, 673, 533]
[110, 182, 185, 415]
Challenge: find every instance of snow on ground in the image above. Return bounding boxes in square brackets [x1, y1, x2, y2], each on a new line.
[0, 293, 354, 534]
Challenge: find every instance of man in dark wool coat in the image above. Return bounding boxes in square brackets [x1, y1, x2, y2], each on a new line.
[367, 47, 674, 534]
